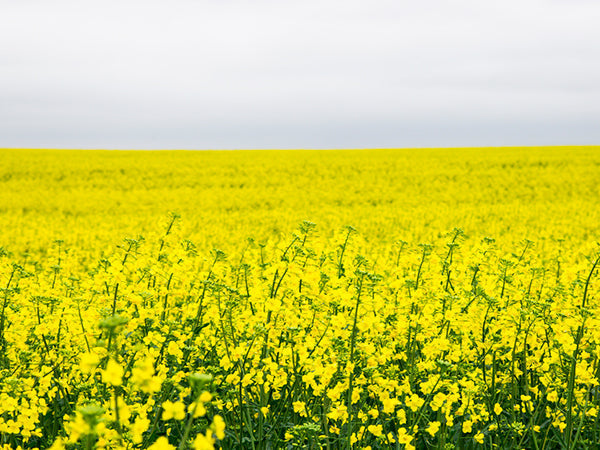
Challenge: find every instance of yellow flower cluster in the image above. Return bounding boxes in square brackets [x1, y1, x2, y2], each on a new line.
[0, 147, 598, 449]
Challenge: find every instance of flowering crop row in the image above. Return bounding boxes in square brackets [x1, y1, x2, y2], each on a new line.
[0, 148, 599, 449]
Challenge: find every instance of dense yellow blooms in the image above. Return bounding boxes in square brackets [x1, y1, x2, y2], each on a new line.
[0, 147, 599, 449]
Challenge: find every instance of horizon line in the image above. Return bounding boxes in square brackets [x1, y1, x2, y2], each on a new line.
[1, 145, 599, 152]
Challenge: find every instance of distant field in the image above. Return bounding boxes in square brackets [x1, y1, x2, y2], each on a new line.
[1, 147, 599, 251]
[0, 147, 599, 449]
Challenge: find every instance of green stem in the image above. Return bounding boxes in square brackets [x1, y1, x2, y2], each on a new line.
[178, 401, 199, 450]
[565, 254, 600, 448]
[346, 273, 364, 449]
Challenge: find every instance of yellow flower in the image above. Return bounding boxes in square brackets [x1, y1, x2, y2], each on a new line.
[463, 420, 473, 433]
[193, 431, 215, 450]
[367, 424, 383, 437]
[396, 408, 407, 424]
[199, 391, 212, 403]
[167, 340, 183, 359]
[381, 395, 399, 414]
[327, 403, 348, 422]
[426, 421, 440, 437]
[430, 392, 446, 411]
[397, 427, 413, 445]
[148, 436, 176, 450]
[293, 401, 307, 417]
[79, 352, 100, 374]
[474, 431, 484, 444]
[131, 416, 150, 444]
[130, 357, 162, 393]
[101, 359, 124, 386]
[405, 394, 424, 412]
[162, 400, 186, 421]
[48, 438, 65, 450]
[212, 415, 226, 440]
[494, 403, 503, 415]
[547, 390, 558, 403]
[190, 401, 206, 418]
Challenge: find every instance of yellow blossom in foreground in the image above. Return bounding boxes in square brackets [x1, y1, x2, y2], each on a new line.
[101, 359, 124, 387]
[130, 357, 162, 393]
[79, 352, 100, 374]
[190, 401, 207, 418]
[193, 433, 214, 450]
[148, 436, 176, 450]
[199, 391, 212, 403]
[131, 416, 151, 444]
[212, 415, 226, 440]
[48, 438, 65, 450]
[162, 401, 186, 421]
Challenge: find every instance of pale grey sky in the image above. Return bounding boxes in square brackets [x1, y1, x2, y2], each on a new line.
[1, 0, 599, 149]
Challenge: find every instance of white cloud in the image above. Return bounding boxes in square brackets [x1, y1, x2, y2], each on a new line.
[1, 0, 599, 148]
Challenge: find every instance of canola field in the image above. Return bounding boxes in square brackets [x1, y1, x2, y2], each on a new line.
[0, 147, 600, 450]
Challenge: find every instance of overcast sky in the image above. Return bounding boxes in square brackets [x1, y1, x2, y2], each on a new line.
[1, 0, 599, 149]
